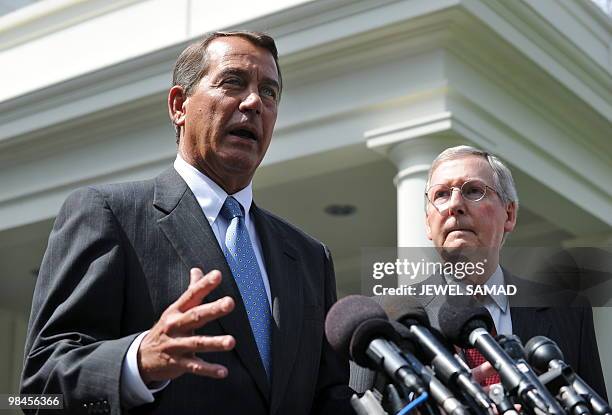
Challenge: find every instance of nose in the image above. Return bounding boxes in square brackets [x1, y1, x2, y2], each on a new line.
[446, 188, 466, 216]
[239, 91, 262, 115]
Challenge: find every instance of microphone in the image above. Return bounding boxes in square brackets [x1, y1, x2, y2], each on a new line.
[497, 335, 565, 415]
[489, 383, 520, 415]
[351, 390, 387, 415]
[390, 321, 469, 415]
[383, 296, 495, 415]
[526, 336, 611, 415]
[439, 302, 552, 415]
[324, 295, 426, 395]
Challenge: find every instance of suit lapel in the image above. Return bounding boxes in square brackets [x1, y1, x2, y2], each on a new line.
[153, 168, 271, 401]
[251, 205, 303, 415]
[510, 307, 552, 342]
[504, 270, 552, 342]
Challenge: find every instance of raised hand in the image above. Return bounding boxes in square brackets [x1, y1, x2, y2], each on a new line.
[138, 268, 236, 384]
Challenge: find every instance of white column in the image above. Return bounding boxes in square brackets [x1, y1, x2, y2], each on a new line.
[390, 137, 460, 246]
[366, 118, 460, 246]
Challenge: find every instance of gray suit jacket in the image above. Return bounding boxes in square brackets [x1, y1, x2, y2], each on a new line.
[350, 271, 607, 400]
[21, 167, 353, 415]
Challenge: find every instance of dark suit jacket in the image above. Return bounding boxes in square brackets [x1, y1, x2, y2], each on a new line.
[21, 167, 353, 415]
[350, 271, 608, 400]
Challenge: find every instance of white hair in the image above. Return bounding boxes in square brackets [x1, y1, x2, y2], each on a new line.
[426, 145, 519, 210]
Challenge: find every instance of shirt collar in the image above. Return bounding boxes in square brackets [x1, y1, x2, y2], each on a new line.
[485, 265, 508, 313]
[173, 154, 253, 225]
[443, 264, 508, 313]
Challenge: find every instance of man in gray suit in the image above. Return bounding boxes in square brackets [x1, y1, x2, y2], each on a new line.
[21, 31, 353, 414]
[351, 145, 607, 398]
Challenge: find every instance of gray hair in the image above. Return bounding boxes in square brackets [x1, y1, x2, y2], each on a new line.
[171, 30, 282, 143]
[426, 145, 519, 210]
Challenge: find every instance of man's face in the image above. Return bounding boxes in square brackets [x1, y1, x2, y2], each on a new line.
[174, 36, 280, 193]
[425, 156, 516, 251]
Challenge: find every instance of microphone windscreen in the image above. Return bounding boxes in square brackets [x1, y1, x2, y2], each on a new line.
[380, 295, 430, 327]
[524, 336, 564, 373]
[349, 318, 398, 368]
[324, 295, 388, 359]
[438, 301, 493, 348]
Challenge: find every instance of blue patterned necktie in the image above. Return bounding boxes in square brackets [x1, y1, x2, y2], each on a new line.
[219, 196, 272, 378]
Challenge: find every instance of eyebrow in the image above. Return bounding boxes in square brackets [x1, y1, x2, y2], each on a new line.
[218, 68, 280, 91]
[428, 178, 495, 188]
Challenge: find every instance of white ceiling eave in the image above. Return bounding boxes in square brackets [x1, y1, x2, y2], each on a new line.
[1, 0, 609, 145]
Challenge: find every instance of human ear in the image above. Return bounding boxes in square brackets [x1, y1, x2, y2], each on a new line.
[168, 85, 187, 127]
[504, 202, 517, 233]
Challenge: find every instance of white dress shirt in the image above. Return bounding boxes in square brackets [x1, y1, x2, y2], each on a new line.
[120, 155, 272, 408]
[479, 266, 512, 336]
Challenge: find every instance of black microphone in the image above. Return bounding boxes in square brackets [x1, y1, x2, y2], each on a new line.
[497, 335, 565, 415]
[439, 302, 552, 415]
[526, 336, 611, 415]
[383, 296, 495, 415]
[390, 321, 469, 415]
[324, 295, 426, 395]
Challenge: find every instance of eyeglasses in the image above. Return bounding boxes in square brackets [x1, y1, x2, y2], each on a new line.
[425, 179, 498, 211]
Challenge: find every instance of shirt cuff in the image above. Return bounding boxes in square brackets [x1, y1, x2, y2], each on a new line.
[120, 330, 170, 408]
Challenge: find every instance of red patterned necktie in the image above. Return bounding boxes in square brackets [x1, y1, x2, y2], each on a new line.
[463, 324, 501, 386]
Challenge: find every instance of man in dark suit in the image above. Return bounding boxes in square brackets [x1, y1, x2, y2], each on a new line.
[21, 31, 353, 414]
[351, 145, 607, 399]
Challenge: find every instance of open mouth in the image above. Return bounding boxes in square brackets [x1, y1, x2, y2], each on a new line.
[447, 229, 475, 236]
[228, 128, 258, 141]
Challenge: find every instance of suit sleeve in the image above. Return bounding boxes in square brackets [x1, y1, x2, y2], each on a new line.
[20, 187, 137, 415]
[577, 306, 608, 401]
[310, 245, 355, 415]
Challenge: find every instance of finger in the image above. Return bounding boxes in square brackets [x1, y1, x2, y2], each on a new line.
[189, 268, 204, 287]
[186, 268, 204, 335]
[174, 269, 222, 312]
[173, 296, 235, 332]
[165, 335, 235, 354]
[179, 356, 229, 378]
[471, 361, 496, 384]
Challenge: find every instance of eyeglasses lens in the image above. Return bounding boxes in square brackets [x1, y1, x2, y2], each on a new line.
[462, 181, 486, 201]
[428, 180, 487, 207]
